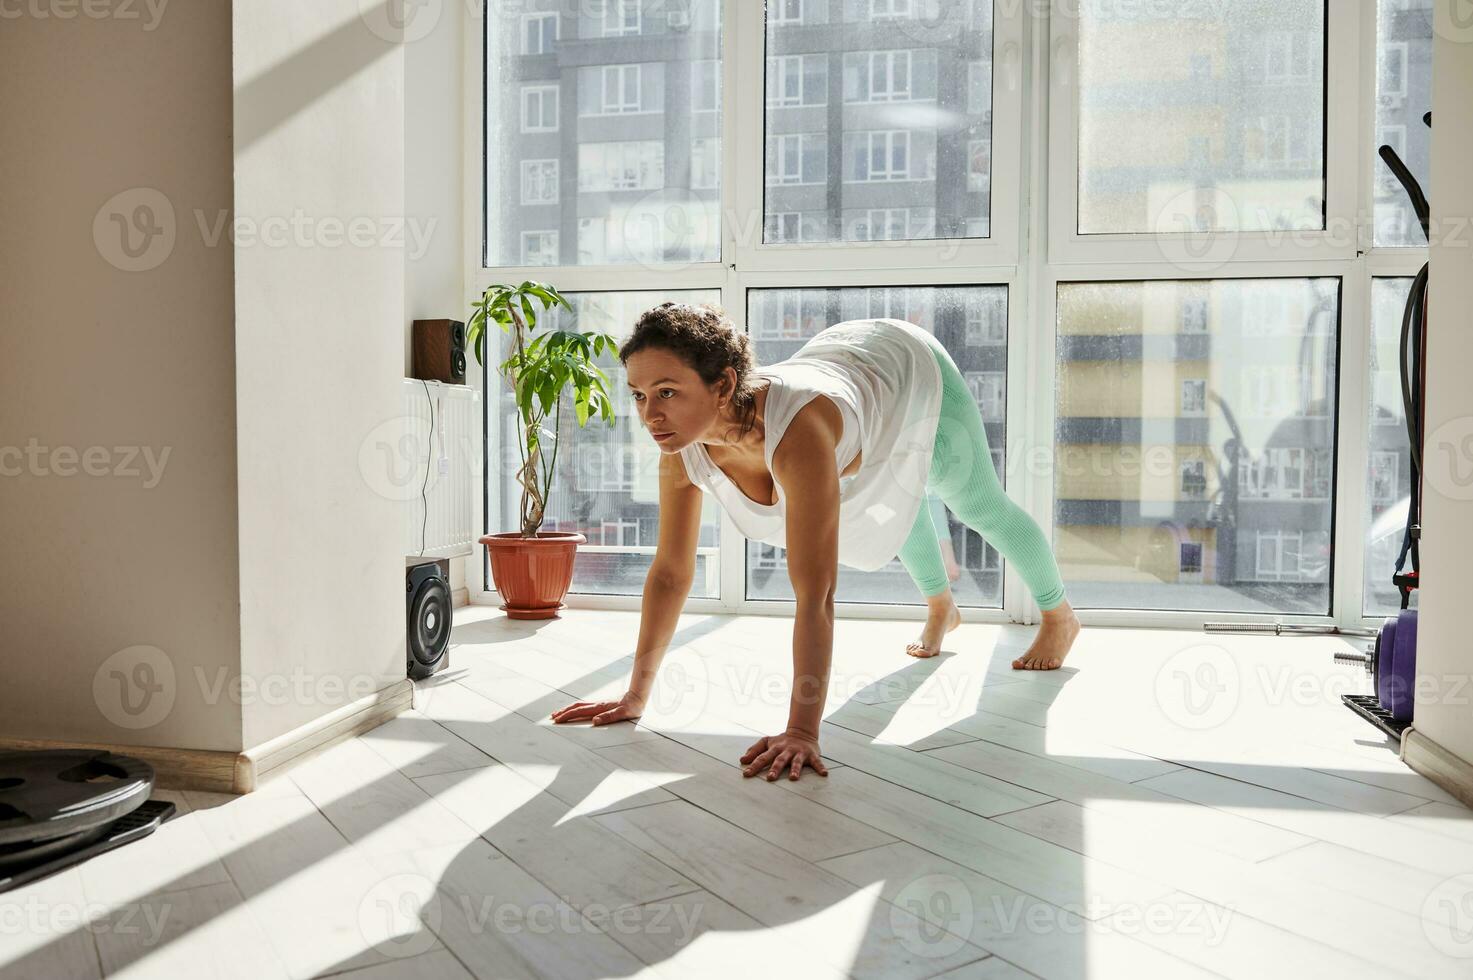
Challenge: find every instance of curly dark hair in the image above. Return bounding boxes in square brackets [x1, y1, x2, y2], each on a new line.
[618, 301, 761, 441]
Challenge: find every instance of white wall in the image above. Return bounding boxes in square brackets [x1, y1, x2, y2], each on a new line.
[0, 3, 243, 751]
[233, 1, 408, 747]
[404, 0, 472, 598]
[1414, 5, 1473, 764]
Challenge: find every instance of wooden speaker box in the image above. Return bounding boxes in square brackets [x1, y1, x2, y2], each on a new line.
[412, 319, 467, 384]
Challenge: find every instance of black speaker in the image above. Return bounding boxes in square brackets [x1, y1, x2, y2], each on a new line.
[406, 557, 451, 679]
[412, 319, 467, 385]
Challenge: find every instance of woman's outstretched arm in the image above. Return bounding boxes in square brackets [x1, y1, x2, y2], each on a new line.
[740, 411, 840, 782]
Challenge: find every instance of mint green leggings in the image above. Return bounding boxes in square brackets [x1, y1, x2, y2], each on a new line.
[896, 337, 1068, 611]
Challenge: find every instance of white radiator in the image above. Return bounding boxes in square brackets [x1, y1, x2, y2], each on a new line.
[398, 379, 479, 558]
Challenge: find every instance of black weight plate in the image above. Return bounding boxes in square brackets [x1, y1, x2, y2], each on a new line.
[0, 751, 153, 847]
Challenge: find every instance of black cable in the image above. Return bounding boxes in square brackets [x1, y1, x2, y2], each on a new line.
[420, 379, 433, 557]
[1399, 263, 1427, 477]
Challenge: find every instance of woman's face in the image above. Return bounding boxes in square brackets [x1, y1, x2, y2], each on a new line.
[624, 348, 729, 454]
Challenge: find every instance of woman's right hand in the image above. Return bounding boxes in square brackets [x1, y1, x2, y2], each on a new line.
[549, 691, 645, 726]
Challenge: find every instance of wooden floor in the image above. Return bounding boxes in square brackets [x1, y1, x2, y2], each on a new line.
[5, 606, 1472, 979]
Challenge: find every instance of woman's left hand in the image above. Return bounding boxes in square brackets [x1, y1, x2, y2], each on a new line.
[740, 730, 829, 781]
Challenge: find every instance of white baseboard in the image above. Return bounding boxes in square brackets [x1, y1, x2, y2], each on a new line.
[1402, 726, 1473, 810]
[0, 680, 414, 795]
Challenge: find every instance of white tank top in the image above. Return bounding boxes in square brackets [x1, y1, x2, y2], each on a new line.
[678, 318, 944, 571]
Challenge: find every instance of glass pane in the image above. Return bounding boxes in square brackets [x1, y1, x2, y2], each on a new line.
[1055, 278, 1339, 613]
[495, 290, 725, 598]
[763, 1, 993, 243]
[1076, 0, 1326, 234]
[745, 286, 1009, 607]
[1373, 0, 1433, 247]
[1365, 278, 1420, 615]
[485, 2, 722, 268]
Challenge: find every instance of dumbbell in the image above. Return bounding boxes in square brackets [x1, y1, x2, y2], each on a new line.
[1334, 609, 1418, 723]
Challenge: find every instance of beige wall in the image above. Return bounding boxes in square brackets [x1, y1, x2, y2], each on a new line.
[1414, 5, 1473, 764]
[233, 0, 408, 747]
[0, 3, 243, 751]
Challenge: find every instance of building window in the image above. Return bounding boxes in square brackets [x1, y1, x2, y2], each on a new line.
[601, 0, 641, 37]
[578, 63, 665, 116]
[843, 50, 937, 103]
[965, 371, 1006, 422]
[767, 54, 828, 107]
[844, 130, 936, 182]
[1370, 451, 1399, 506]
[1180, 379, 1207, 416]
[967, 60, 990, 115]
[692, 138, 720, 190]
[578, 141, 666, 192]
[692, 59, 721, 113]
[1256, 530, 1305, 581]
[768, 0, 806, 25]
[1181, 296, 1210, 334]
[522, 13, 557, 55]
[966, 304, 1006, 346]
[763, 211, 824, 243]
[1239, 447, 1307, 499]
[968, 139, 991, 194]
[1180, 541, 1204, 575]
[766, 133, 826, 185]
[521, 85, 559, 133]
[849, 208, 933, 241]
[1180, 460, 1207, 499]
[870, 0, 913, 19]
[520, 230, 558, 266]
[1381, 40, 1408, 97]
[1263, 31, 1315, 84]
[520, 159, 559, 205]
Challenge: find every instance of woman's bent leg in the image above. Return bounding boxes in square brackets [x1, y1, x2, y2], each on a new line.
[923, 344, 1068, 612]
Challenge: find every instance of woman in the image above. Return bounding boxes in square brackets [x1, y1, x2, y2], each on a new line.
[552, 302, 1079, 782]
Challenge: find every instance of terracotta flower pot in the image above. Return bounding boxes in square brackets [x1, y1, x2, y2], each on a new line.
[479, 530, 586, 619]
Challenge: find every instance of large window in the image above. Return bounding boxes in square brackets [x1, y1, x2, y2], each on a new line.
[494, 290, 726, 599]
[746, 286, 1009, 608]
[1075, 0, 1325, 235]
[476, 2, 1424, 626]
[765, 1, 993, 243]
[1054, 278, 1338, 613]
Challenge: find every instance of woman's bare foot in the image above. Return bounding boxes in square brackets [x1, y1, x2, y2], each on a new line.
[1012, 600, 1081, 670]
[907, 592, 963, 658]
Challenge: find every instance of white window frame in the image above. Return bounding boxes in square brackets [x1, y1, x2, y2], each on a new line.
[520, 159, 559, 205]
[521, 12, 558, 55]
[469, 1, 1396, 631]
[520, 84, 558, 133]
[1180, 379, 1207, 417]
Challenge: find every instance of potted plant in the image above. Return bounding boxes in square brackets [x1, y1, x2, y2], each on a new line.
[468, 280, 618, 619]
